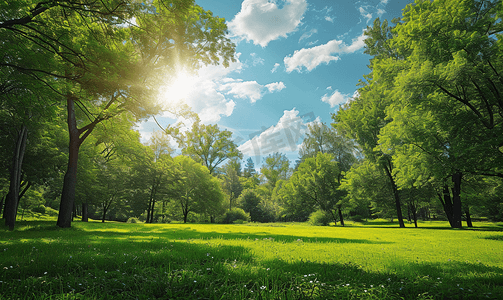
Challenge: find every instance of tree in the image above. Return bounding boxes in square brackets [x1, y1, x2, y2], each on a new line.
[260, 152, 291, 191]
[219, 159, 243, 210]
[243, 158, 256, 178]
[171, 155, 225, 223]
[289, 153, 344, 225]
[237, 189, 273, 223]
[170, 118, 242, 174]
[334, 16, 408, 228]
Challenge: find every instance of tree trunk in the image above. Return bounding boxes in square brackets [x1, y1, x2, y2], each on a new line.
[5, 126, 28, 230]
[58, 97, 80, 228]
[383, 159, 405, 228]
[0, 194, 5, 218]
[102, 207, 107, 223]
[465, 208, 473, 228]
[82, 203, 88, 222]
[451, 172, 463, 228]
[439, 186, 455, 227]
[412, 203, 418, 228]
[338, 208, 345, 227]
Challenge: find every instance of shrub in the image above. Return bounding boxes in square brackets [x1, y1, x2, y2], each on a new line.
[44, 206, 59, 216]
[31, 205, 46, 214]
[308, 209, 333, 226]
[221, 208, 250, 224]
[127, 217, 142, 223]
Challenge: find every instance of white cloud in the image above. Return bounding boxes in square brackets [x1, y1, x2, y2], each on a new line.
[219, 80, 263, 103]
[299, 28, 317, 42]
[219, 79, 286, 103]
[326, 86, 332, 90]
[265, 82, 286, 93]
[284, 32, 367, 72]
[250, 53, 265, 66]
[321, 90, 359, 108]
[238, 108, 318, 157]
[321, 90, 351, 107]
[325, 16, 334, 23]
[228, 0, 308, 47]
[359, 7, 373, 23]
[271, 62, 280, 73]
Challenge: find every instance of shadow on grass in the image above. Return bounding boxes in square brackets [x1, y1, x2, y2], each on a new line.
[1, 221, 391, 245]
[1, 225, 502, 299]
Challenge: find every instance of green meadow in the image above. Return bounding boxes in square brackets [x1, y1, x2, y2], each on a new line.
[1, 220, 503, 299]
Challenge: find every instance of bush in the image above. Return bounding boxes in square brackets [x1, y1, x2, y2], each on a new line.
[44, 206, 59, 216]
[127, 217, 142, 223]
[221, 208, 250, 224]
[31, 205, 46, 214]
[308, 209, 333, 226]
[156, 216, 170, 223]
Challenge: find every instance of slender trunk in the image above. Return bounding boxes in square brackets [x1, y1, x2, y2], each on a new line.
[465, 208, 473, 228]
[58, 95, 98, 228]
[0, 194, 5, 217]
[412, 203, 418, 228]
[82, 203, 88, 222]
[102, 207, 107, 223]
[338, 208, 345, 227]
[439, 186, 455, 227]
[328, 209, 338, 226]
[58, 96, 80, 228]
[72, 202, 77, 221]
[451, 172, 463, 228]
[5, 126, 28, 230]
[382, 159, 405, 228]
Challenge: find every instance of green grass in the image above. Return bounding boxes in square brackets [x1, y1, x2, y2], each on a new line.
[1, 220, 502, 299]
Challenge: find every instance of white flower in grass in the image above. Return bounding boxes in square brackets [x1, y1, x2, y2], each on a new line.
[260, 286, 266, 290]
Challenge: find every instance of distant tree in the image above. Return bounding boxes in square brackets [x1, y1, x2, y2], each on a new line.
[170, 119, 242, 174]
[237, 189, 273, 223]
[260, 153, 291, 191]
[243, 158, 256, 178]
[287, 152, 344, 225]
[171, 155, 225, 223]
[219, 160, 243, 210]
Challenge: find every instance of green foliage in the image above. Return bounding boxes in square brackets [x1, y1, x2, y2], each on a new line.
[169, 118, 242, 174]
[261, 152, 291, 190]
[221, 207, 250, 224]
[308, 209, 333, 226]
[237, 189, 274, 223]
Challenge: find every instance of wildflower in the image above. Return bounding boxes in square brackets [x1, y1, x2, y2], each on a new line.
[364, 290, 367, 293]
[44, 272, 47, 275]
[260, 286, 266, 290]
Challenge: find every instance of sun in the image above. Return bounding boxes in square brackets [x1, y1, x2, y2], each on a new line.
[160, 70, 196, 107]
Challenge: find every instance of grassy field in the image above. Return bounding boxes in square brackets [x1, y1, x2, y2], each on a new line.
[1, 220, 502, 299]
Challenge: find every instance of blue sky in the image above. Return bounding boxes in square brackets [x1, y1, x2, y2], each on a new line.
[138, 0, 413, 169]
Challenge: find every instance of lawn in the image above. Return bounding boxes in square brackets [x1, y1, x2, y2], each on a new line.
[1, 220, 502, 299]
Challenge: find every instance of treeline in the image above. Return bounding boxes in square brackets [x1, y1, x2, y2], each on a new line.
[2, 0, 503, 229]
